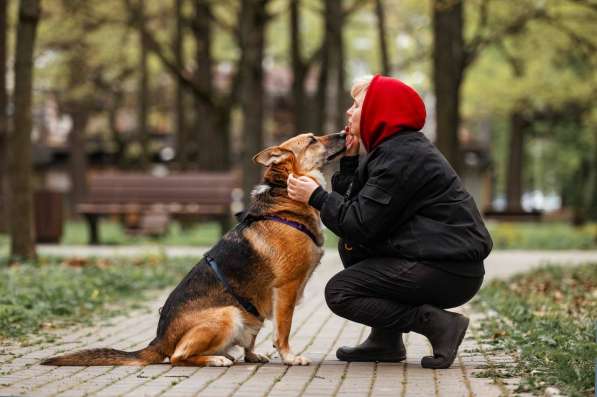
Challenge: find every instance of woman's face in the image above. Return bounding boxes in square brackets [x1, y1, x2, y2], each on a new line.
[346, 90, 366, 139]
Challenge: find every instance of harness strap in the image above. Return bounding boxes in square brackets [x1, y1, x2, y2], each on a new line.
[204, 255, 261, 318]
[239, 212, 322, 247]
[259, 215, 322, 246]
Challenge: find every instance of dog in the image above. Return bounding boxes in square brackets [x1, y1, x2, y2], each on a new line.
[42, 131, 346, 367]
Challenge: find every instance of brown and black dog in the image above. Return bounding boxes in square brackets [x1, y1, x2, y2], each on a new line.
[42, 131, 346, 367]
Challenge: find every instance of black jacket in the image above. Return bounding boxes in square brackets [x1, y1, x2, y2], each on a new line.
[309, 131, 493, 277]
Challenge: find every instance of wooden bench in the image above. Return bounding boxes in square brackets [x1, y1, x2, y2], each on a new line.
[77, 172, 240, 245]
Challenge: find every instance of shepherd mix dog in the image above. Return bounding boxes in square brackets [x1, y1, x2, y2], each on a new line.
[42, 131, 346, 367]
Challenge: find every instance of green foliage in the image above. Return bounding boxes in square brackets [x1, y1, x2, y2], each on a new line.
[58, 220, 339, 248]
[463, 0, 597, 206]
[474, 263, 597, 396]
[487, 221, 597, 250]
[0, 256, 193, 340]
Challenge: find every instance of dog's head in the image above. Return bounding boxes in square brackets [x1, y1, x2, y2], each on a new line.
[252, 132, 346, 186]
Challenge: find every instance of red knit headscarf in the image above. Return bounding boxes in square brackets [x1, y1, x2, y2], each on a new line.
[359, 75, 427, 152]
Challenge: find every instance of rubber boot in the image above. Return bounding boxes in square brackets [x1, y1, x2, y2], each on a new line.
[336, 327, 406, 362]
[410, 304, 469, 369]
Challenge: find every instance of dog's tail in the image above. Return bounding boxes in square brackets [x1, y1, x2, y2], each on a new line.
[41, 344, 165, 366]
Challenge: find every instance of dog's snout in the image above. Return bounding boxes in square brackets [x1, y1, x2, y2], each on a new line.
[338, 131, 346, 139]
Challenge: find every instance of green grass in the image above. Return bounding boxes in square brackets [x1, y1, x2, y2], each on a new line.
[61, 220, 340, 248]
[473, 263, 597, 397]
[2, 220, 595, 251]
[61, 220, 223, 246]
[0, 256, 194, 341]
[487, 221, 597, 250]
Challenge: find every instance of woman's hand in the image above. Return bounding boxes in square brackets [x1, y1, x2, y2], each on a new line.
[287, 173, 320, 204]
[345, 126, 360, 156]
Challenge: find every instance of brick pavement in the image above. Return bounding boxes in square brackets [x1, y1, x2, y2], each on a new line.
[0, 249, 562, 396]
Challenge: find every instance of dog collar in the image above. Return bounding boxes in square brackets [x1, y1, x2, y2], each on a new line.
[256, 215, 323, 247]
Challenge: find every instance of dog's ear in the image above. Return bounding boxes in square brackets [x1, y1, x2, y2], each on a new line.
[253, 147, 294, 166]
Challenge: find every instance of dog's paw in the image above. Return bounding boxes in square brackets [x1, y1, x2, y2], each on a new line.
[282, 354, 310, 366]
[244, 352, 269, 363]
[207, 356, 234, 367]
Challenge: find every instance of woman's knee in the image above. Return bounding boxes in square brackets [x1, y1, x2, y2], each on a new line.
[324, 273, 352, 314]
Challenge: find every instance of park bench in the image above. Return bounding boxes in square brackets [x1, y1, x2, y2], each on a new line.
[77, 172, 240, 245]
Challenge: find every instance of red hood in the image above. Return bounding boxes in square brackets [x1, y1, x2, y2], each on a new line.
[359, 75, 427, 152]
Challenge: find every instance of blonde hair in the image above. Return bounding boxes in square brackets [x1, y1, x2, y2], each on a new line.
[350, 75, 374, 100]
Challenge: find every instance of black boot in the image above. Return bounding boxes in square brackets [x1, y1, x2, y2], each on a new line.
[336, 327, 406, 362]
[410, 304, 469, 369]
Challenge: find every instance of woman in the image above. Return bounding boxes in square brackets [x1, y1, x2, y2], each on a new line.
[287, 74, 493, 369]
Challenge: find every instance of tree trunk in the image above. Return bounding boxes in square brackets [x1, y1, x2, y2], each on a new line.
[314, 36, 328, 133]
[138, 0, 150, 169]
[174, 0, 189, 169]
[432, 0, 464, 174]
[589, 128, 597, 221]
[505, 110, 526, 212]
[64, 49, 91, 216]
[192, 0, 228, 170]
[8, 0, 40, 260]
[572, 158, 591, 226]
[290, 0, 308, 133]
[240, 0, 267, 208]
[68, 112, 89, 215]
[374, 0, 390, 75]
[324, 0, 345, 133]
[0, 0, 8, 233]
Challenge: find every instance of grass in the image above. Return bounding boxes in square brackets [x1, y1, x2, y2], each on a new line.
[52, 219, 340, 249]
[0, 256, 194, 341]
[4, 219, 597, 251]
[61, 220, 223, 246]
[473, 263, 597, 397]
[486, 221, 597, 250]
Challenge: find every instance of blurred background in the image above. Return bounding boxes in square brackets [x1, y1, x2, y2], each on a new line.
[0, 0, 596, 259]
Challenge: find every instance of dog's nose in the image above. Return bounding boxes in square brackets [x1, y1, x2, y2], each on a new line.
[338, 130, 346, 138]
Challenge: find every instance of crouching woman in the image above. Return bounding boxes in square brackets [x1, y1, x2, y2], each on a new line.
[287, 74, 493, 369]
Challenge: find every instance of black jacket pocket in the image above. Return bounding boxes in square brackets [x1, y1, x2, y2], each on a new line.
[361, 182, 392, 205]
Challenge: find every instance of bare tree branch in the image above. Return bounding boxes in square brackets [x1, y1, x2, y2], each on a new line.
[464, 7, 547, 68]
[123, 0, 216, 107]
[343, 0, 371, 18]
[495, 40, 524, 77]
[566, 0, 597, 13]
[541, 12, 597, 53]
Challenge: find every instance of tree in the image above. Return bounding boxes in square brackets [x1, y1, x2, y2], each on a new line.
[0, 0, 8, 233]
[432, 0, 547, 173]
[125, 0, 237, 171]
[462, 1, 597, 220]
[374, 0, 390, 75]
[174, 0, 189, 169]
[8, 0, 41, 260]
[316, 0, 346, 133]
[432, 0, 464, 172]
[190, 0, 221, 170]
[137, 0, 150, 169]
[289, 0, 309, 132]
[240, 0, 269, 208]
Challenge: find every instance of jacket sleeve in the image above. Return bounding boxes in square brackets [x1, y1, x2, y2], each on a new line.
[330, 155, 359, 195]
[313, 150, 422, 245]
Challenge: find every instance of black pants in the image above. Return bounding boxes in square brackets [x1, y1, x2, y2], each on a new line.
[324, 239, 484, 332]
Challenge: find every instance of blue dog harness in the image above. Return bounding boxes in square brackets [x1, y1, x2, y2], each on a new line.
[204, 255, 262, 318]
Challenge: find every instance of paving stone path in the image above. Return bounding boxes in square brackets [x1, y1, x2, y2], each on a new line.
[3, 248, 595, 396]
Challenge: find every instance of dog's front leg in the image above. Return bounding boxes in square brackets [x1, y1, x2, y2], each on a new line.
[273, 279, 310, 365]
